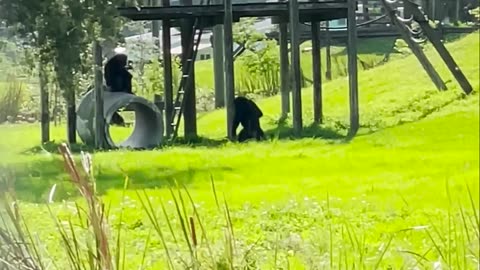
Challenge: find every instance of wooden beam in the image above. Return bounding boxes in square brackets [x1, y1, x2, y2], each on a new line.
[93, 41, 106, 149]
[454, 0, 460, 23]
[406, 1, 473, 94]
[382, 0, 447, 91]
[362, 0, 370, 26]
[432, 0, 437, 20]
[151, 0, 160, 49]
[180, 0, 197, 140]
[162, 0, 174, 138]
[117, 2, 349, 21]
[39, 61, 50, 143]
[213, 0, 225, 109]
[325, 21, 332, 81]
[279, 18, 290, 118]
[66, 89, 76, 144]
[311, 20, 322, 124]
[289, 0, 302, 136]
[224, 0, 235, 140]
[347, 0, 359, 136]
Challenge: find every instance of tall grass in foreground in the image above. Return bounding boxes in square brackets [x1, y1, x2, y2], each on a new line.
[0, 143, 479, 269]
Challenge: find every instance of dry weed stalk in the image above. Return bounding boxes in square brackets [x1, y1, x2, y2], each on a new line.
[57, 143, 113, 270]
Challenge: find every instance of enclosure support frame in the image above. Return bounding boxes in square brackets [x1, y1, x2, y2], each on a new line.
[162, 0, 174, 138]
[347, 0, 359, 136]
[289, 0, 303, 136]
[279, 16, 290, 119]
[151, 0, 161, 49]
[39, 61, 50, 143]
[224, 0, 235, 140]
[66, 91, 77, 144]
[311, 20, 323, 124]
[382, 0, 447, 91]
[405, 0, 473, 95]
[180, 0, 197, 140]
[93, 41, 106, 149]
[325, 21, 332, 80]
[213, 0, 225, 108]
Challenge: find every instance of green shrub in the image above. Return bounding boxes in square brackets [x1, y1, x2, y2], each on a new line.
[236, 40, 280, 96]
[0, 78, 25, 123]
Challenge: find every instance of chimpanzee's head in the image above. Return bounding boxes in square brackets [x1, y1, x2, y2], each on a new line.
[106, 47, 132, 70]
[107, 53, 128, 68]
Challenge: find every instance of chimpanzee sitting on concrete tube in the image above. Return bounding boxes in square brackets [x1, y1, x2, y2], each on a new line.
[231, 96, 265, 142]
[104, 48, 134, 126]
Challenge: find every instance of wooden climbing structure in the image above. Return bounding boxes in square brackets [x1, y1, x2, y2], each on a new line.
[117, 0, 360, 140]
[381, 0, 473, 94]
[109, 0, 473, 147]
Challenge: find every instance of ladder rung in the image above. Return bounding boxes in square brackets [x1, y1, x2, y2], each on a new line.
[174, 106, 181, 110]
[182, 74, 189, 78]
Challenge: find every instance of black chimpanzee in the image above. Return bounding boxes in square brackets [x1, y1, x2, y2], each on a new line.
[104, 52, 134, 126]
[231, 96, 265, 142]
[104, 53, 133, 94]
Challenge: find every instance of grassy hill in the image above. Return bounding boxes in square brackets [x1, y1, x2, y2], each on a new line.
[192, 32, 479, 138]
[0, 32, 478, 269]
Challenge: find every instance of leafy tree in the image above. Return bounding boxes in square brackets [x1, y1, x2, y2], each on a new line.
[233, 18, 267, 51]
[0, 0, 134, 143]
[233, 18, 281, 95]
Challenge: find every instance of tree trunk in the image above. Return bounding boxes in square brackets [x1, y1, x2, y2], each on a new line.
[39, 61, 50, 143]
[66, 89, 76, 144]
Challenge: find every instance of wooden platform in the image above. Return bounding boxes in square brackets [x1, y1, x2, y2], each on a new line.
[117, 1, 348, 23]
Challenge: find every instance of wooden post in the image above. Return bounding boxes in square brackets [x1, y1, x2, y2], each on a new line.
[289, 0, 302, 136]
[362, 0, 370, 26]
[39, 61, 50, 143]
[382, 0, 447, 91]
[151, 0, 160, 49]
[153, 94, 165, 134]
[454, 0, 460, 24]
[180, 0, 197, 139]
[432, 0, 437, 20]
[279, 18, 290, 118]
[224, 0, 235, 139]
[213, 0, 225, 108]
[347, 0, 359, 136]
[162, 0, 174, 138]
[66, 89, 76, 144]
[407, 1, 473, 94]
[421, 0, 430, 18]
[311, 20, 322, 124]
[325, 21, 332, 81]
[93, 41, 105, 149]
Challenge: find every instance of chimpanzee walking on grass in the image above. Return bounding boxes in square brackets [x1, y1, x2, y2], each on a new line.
[104, 50, 134, 126]
[231, 96, 265, 142]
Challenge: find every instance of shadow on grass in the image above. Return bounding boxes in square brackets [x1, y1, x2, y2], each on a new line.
[264, 118, 352, 143]
[19, 121, 351, 159]
[9, 157, 233, 203]
[20, 135, 230, 156]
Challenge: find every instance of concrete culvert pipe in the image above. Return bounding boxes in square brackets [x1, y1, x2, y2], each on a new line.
[76, 89, 164, 149]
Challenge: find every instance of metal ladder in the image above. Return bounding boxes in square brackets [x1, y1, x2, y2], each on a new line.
[169, 1, 210, 140]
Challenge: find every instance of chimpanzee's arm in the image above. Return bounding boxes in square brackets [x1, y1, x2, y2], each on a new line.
[248, 100, 263, 118]
[124, 70, 133, 94]
[104, 65, 112, 87]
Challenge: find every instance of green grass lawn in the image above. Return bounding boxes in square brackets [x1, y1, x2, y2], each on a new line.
[0, 33, 479, 269]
